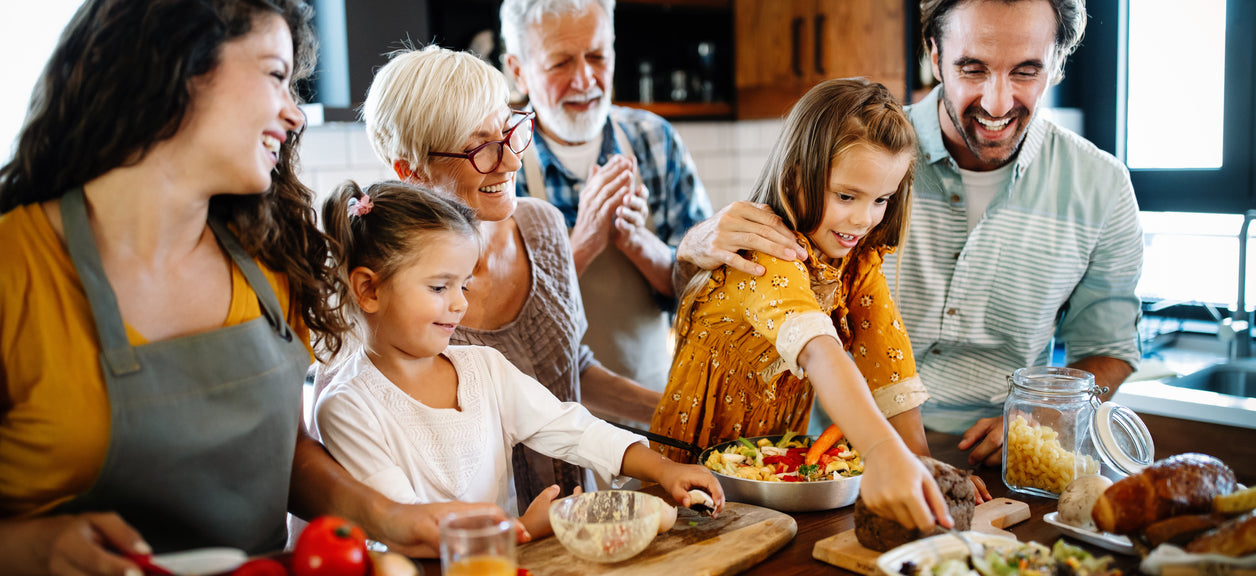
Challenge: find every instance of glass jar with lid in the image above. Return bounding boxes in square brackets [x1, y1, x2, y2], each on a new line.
[1001, 367, 1154, 498]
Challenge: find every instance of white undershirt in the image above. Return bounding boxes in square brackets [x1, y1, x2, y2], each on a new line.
[540, 131, 603, 185]
[956, 162, 1014, 233]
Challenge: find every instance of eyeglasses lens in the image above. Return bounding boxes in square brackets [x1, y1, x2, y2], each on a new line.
[469, 142, 503, 174]
[509, 117, 534, 154]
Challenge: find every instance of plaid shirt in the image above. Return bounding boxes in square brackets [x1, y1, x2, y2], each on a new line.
[517, 105, 712, 250]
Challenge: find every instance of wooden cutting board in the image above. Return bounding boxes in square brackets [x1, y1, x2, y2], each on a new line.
[812, 497, 1031, 574]
[517, 501, 796, 576]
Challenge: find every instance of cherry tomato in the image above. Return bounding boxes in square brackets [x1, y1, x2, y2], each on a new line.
[231, 558, 288, 576]
[293, 516, 369, 576]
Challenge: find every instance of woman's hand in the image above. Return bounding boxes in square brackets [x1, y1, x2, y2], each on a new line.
[858, 439, 952, 532]
[0, 513, 150, 576]
[365, 500, 511, 558]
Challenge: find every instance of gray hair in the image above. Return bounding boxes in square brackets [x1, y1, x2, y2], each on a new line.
[500, 0, 616, 58]
[361, 45, 510, 179]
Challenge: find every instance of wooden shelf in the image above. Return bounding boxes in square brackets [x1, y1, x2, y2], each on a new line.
[615, 101, 734, 119]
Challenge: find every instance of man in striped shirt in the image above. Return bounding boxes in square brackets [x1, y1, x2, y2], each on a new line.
[678, 0, 1143, 467]
[888, 0, 1143, 466]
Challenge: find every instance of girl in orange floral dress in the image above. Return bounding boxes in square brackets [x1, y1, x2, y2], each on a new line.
[650, 78, 951, 531]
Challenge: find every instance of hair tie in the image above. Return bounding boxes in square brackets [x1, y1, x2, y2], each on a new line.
[347, 194, 374, 217]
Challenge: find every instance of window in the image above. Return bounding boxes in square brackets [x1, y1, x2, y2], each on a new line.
[1125, 0, 1226, 169]
[1121, 0, 1255, 213]
[1138, 212, 1252, 307]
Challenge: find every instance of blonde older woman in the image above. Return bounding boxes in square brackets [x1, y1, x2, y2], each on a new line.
[337, 46, 660, 511]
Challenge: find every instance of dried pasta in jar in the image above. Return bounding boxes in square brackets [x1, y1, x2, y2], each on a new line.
[1004, 415, 1099, 494]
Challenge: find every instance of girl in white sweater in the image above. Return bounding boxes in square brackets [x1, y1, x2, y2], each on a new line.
[314, 180, 723, 545]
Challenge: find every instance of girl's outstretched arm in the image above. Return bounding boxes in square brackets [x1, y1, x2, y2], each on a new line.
[619, 443, 726, 515]
[798, 336, 953, 532]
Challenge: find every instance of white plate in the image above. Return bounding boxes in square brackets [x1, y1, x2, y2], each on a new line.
[1043, 511, 1136, 555]
[151, 548, 247, 575]
[875, 532, 1024, 576]
[1141, 544, 1256, 575]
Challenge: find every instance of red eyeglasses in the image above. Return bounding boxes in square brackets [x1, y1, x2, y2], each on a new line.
[429, 110, 535, 174]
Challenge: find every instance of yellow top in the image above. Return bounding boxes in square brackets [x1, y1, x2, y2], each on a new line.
[649, 234, 928, 463]
[0, 203, 310, 517]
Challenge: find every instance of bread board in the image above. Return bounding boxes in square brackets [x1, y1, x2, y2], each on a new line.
[812, 497, 1031, 574]
[518, 501, 796, 576]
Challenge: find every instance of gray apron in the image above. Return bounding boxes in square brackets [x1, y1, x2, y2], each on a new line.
[53, 188, 309, 554]
[522, 123, 672, 397]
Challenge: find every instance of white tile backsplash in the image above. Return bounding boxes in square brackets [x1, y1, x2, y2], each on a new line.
[347, 128, 383, 167]
[674, 122, 733, 155]
[298, 124, 350, 169]
[692, 154, 735, 186]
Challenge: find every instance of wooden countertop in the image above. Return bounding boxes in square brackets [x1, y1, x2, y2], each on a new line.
[415, 414, 1256, 575]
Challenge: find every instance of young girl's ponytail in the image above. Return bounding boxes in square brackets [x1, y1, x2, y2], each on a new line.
[316, 180, 480, 361]
[317, 181, 371, 359]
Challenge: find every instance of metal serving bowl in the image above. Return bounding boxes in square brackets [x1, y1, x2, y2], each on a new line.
[696, 434, 862, 512]
[613, 422, 866, 514]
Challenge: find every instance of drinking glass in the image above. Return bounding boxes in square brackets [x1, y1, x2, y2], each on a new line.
[439, 510, 516, 576]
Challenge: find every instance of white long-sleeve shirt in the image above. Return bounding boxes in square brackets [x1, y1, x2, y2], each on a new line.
[314, 346, 645, 513]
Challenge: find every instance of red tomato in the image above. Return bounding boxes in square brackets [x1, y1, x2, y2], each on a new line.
[231, 558, 288, 576]
[293, 516, 369, 576]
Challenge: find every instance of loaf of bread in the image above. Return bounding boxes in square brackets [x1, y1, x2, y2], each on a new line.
[1186, 512, 1256, 557]
[1091, 453, 1236, 535]
[854, 457, 974, 552]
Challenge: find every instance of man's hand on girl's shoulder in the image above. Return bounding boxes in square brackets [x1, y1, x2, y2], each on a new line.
[677, 201, 805, 279]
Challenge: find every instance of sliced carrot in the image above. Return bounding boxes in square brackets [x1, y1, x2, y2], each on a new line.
[804, 424, 844, 466]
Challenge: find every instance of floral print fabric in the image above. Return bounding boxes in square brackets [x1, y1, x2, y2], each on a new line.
[649, 234, 927, 463]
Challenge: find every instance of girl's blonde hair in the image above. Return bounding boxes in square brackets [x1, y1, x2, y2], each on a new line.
[318, 180, 481, 359]
[362, 45, 510, 180]
[750, 77, 916, 250]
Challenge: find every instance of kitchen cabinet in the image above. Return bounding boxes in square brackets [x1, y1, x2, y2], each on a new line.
[613, 1, 736, 119]
[734, 0, 906, 119]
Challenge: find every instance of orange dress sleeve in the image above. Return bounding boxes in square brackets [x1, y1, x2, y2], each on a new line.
[841, 248, 928, 418]
[724, 252, 840, 381]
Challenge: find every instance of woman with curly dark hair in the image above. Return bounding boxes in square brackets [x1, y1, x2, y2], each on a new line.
[0, 1, 499, 571]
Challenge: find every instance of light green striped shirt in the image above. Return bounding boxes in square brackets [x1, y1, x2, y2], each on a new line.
[886, 86, 1144, 434]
